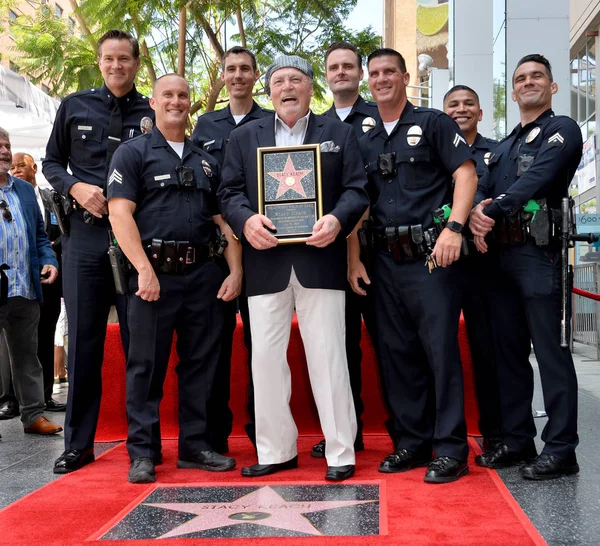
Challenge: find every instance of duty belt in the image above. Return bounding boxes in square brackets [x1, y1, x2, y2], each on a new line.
[144, 239, 211, 274]
[373, 225, 434, 264]
[493, 200, 562, 247]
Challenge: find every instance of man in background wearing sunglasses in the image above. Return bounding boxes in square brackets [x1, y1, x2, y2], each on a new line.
[0, 127, 62, 436]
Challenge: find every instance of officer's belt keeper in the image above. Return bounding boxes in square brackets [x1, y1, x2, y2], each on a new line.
[144, 239, 213, 274]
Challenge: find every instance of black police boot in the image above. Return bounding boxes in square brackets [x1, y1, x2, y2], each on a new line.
[520, 453, 579, 481]
[475, 443, 537, 469]
[128, 457, 156, 484]
[424, 456, 469, 484]
[378, 448, 432, 473]
[178, 450, 236, 472]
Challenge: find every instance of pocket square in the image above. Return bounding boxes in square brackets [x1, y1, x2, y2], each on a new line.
[320, 141, 340, 153]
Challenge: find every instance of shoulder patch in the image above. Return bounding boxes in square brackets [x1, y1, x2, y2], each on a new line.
[547, 132, 565, 147]
[108, 169, 122, 186]
[453, 133, 467, 147]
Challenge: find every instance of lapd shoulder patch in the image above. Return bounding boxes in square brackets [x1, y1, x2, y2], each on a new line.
[547, 132, 564, 147]
[108, 169, 122, 186]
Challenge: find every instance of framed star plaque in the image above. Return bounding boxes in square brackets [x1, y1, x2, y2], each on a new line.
[257, 144, 323, 244]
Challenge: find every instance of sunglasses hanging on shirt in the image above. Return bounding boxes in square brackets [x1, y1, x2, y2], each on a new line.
[0, 200, 12, 222]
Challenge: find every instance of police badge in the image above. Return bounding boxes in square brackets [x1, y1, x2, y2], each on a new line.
[484, 152, 492, 165]
[202, 160, 213, 178]
[407, 125, 423, 146]
[140, 117, 153, 134]
[525, 127, 540, 144]
[362, 117, 377, 133]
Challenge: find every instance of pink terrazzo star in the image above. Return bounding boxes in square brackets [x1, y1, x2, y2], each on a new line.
[146, 485, 376, 538]
[268, 155, 311, 199]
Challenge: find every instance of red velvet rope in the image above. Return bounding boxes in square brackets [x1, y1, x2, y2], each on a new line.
[573, 287, 600, 302]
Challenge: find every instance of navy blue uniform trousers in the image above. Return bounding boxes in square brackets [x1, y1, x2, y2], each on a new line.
[61, 212, 129, 450]
[126, 260, 224, 461]
[374, 251, 468, 461]
[488, 240, 578, 459]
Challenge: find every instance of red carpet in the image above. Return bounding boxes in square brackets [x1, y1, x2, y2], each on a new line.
[97, 315, 480, 441]
[0, 437, 546, 545]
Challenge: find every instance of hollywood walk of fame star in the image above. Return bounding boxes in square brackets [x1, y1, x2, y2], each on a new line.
[268, 155, 312, 199]
[145, 485, 377, 538]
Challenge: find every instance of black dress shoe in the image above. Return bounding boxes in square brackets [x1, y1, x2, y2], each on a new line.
[177, 450, 236, 472]
[53, 448, 95, 474]
[520, 453, 579, 481]
[325, 464, 355, 481]
[475, 443, 537, 469]
[311, 438, 364, 458]
[45, 399, 67, 412]
[424, 456, 469, 483]
[128, 457, 156, 484]
[241, 455, 298, 477]
[378, 448, 432, 473]
[0, 401, 20, 420]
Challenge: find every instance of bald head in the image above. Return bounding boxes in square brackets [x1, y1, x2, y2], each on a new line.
[11, 152, 37, 185]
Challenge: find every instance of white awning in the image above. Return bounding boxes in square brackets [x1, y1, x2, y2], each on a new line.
[0, 64, 59, 160]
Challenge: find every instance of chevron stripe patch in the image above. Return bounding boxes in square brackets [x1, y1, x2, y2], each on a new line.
[548, 132, 564, 146]
[108, 169, 123, 186]
[453, 133, 466, 147]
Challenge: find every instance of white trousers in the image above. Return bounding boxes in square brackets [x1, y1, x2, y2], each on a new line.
[248, 268, 357, 466]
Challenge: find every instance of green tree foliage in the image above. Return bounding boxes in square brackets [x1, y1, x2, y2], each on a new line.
[4, 0, 380, 119]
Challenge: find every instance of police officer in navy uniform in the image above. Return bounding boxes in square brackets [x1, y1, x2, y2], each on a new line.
[43, 30, 155, 473]
[108, 73, 239, 484]
[349, 48, 478, 483]
[471, 54, 583, 480]
[309, 42, 383, 460]
[443, 85, 502, 450]
[192, 46, 270, 452]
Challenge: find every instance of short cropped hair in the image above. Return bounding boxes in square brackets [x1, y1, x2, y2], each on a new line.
[443, 85, 480, 105]
[97, 29, 140, 59]
[512, 54, 553, 85]
[222, 46, 258, 73]
[0, 127, 9, 141]
[325, 42, 362, 69]
[367, 48, 407, 73]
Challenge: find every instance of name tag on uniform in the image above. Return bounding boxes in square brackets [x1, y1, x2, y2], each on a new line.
[204, 140, 215, 147]
[77, 125, 92, 131]
[154, 174, 171, 181]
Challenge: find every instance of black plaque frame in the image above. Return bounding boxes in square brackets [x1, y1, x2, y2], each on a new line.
[257, 144, 323, 244]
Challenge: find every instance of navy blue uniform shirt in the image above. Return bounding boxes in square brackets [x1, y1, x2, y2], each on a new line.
[359, 101, 474, 232]
[107, 128, 220, 246]
[191, 101, 272, 166]
[43, 84, 154, 195]
[478, 109, 583, 219]
[323, 95, 380, 140]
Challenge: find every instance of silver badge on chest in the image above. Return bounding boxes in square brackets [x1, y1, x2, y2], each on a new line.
[202, 160, 213, 178]
[407, 125, 423, 146]
[140, 117, 153, 134]
[362, 117, 377, 133]
[525, 127, 540, 144]
[484, 152, 492, 165]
